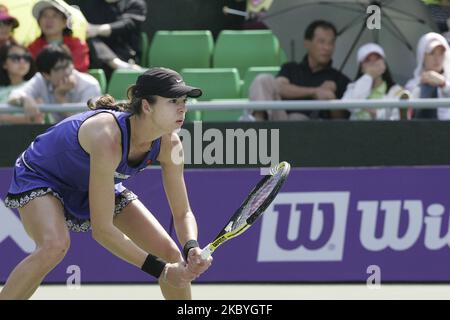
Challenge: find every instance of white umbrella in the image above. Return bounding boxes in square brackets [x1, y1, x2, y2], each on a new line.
[262, 0, 439, 84]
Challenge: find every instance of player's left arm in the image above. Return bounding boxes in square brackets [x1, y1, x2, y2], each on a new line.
[157, 132, 212, 274]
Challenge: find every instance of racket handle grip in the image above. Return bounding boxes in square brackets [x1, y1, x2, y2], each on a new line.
[200, 246, 212, 260]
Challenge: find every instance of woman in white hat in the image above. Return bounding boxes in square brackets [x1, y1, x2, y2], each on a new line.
[342, 42, 408, 120]
[28, 0, 90, 73]
[405, 32, 450, 119]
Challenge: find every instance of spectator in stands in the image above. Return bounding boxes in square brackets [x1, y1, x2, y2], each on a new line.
[78, 0, 146, 79]
[0, 43, 40, 124]
[342, 43, 409, 120]
[248, 20, 350, 121]
[423, 0, 450, 43]
[0, 5, 19, 48]
[405, 32, 450, 119]
[8, 45, 100, 124]
[28, 0, 90, 73]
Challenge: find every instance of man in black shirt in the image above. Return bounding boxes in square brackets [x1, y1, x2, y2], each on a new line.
[250, 20, 350, 120]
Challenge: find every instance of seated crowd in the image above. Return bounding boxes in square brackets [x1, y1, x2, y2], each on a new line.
[0, 0, 449, 125]
[248, 20, 450, 122]
[0, 0, 146, 125]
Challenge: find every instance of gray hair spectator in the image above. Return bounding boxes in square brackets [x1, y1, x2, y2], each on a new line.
[405, 32, 450, 119]
[8, 45, 101, 123]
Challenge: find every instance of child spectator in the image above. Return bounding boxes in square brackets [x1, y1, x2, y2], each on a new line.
[342, 43, 409, 120]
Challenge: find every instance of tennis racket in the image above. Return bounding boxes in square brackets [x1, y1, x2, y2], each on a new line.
[201, 161, 291, 259]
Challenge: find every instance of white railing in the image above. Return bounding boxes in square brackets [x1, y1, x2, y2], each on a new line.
[1, 98, 450, 113]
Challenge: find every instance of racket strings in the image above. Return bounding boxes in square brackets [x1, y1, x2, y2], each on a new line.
[249, 177, 278, 211]
[232, 169, 283, 230]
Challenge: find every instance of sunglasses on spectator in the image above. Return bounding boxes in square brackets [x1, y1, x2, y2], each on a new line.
[0, 21, 14, 27]
[7, 53, 32, 63]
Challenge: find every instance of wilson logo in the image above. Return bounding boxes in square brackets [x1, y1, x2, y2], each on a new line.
[358, 200, 450, 251]
[257, 193, 450, 262]
[258, 192, 350, 261]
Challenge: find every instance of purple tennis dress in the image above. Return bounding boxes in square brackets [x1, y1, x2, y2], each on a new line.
[5, 109, 161, 231]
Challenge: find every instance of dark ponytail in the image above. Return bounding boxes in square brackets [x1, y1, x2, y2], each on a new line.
[87, 85, 157, 114]
[87, 94, 126, 111]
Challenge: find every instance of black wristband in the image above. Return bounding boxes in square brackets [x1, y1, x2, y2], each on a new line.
[141, 254, 166, 278]
[183, 239, 199, 261]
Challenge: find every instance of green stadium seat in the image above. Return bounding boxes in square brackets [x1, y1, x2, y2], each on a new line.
[213, 30, 281, 78]
[88, 69, 107, 94]
[181, 68, 243, 121]
[107, 69, 145, 100]
[139, 32, 149, 67]
[148, 30, 214, 72]
[181, 68, 241, 100]
[241, 66, 280, 98]
[205, 99, 248, 121]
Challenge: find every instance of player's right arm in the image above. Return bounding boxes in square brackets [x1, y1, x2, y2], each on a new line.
[78, 113, 195, 287]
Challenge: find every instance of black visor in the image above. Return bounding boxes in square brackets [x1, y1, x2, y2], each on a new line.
[134, 67, 202, 99]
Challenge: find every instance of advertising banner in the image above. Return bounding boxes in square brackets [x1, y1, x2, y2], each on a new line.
[1, 166, 450, 283]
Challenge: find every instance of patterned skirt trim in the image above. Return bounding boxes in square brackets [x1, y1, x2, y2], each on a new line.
[5, 187, 63, 209]
[4, 188, 138, 232]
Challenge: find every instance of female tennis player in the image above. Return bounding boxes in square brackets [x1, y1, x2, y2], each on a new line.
[0, 67, 212, 300]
